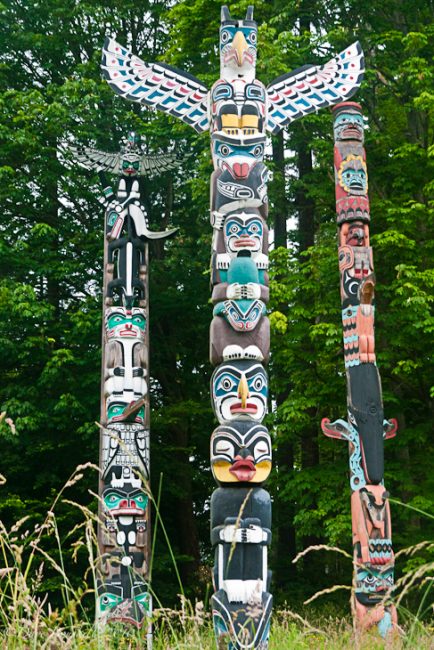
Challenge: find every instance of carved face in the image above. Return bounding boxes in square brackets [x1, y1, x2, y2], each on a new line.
[345, 221, 366, 247]
[224, 213, 264, 255]
[356, 566, 394, 595]
[334, 109, 364, 142]
[105, 308, 146, 341]
[211, 360, 268, 423]
[211, 133, 265, 177]
[211, 422, 271, 484]
[103, 487, 148, 517]
[338, 155, 368, 195]
[106, 396, 145, 425]
[97, 582, 151, 625]
[220, 7, 257, 79]
[120, 153, 141, 177]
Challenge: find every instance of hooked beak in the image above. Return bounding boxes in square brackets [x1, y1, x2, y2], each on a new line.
[232, 30, 248, 66]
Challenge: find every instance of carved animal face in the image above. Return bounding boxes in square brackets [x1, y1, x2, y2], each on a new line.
[220, 6, 257, 79]
[105, 308, 146, 341]
[211, 422, 271, 484]
[345, 221, 366, 247]
[211, 133, 265, 177]
[211, 360, 268, 423]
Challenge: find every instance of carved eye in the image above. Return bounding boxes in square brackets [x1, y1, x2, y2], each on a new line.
[229, 223, 240, 234]
[248, 31, 257, 44]
[215, 440, 234, 458]
[219, 144, 230, 156]
[221, 377, 235, 391]
[251, 375, 264, 392]
[220, 29, 231, 44]
[249, 222, 260, 234]
[253, 145, 263, 157]
[254, 442, 269, 462]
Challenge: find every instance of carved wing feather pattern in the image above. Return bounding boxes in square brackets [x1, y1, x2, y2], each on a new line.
[101, 37, 210, 133]
[65, 146, 180, 176]
[67, 145, 121, 173]
[266, 42, 365, 134]
[139, 153, 180, 175]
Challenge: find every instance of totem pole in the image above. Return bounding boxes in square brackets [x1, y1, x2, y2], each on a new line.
[101, 7, 364, 648]
[321, 102, 398, 636]
[69, 134, 178, 635]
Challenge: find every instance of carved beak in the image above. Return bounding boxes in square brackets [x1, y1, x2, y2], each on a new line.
[232, 30, 248, 66]
[238, 374, 249, 408]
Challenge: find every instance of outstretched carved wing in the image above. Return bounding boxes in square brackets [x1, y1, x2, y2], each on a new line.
[101, 37, 210, 133]
[67, 145, 121, 173]
[65, 145, 180, 176]
[266, 42, 364, 134]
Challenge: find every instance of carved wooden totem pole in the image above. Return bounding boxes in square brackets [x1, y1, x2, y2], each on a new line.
[70, 134, 178, 637]
[101, 6, 363, 647]
[322, 102, 398, 636]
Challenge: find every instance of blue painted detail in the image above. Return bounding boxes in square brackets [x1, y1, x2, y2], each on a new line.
[378, 611, 393, 638]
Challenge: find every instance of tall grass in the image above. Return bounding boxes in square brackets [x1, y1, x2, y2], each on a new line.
[0, 464, 432, 648]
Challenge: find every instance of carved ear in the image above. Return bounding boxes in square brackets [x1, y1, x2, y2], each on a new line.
[221, 5, 231, 21]
[246, 6, 254, 20]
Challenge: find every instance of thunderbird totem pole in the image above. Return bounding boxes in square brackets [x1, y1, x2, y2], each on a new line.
[321, 102, 398, 636]
[69, 135, 178, 635]
[101, 6, 364, 647]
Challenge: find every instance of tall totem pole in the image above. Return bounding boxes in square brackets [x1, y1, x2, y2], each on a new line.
[70, 135, 178, 634]
[321, 102, 398, 636]
[101, 6, 364, 648]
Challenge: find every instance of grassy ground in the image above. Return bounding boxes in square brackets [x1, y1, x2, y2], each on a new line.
[0, 465, 432, 648]
[0, 612, 433, 649]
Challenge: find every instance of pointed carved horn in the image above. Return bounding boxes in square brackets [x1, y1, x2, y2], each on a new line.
[221, 5, 231, 21]
[246, 6, 254, 20]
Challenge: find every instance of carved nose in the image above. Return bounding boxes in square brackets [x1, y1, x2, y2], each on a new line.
[119, 499, 128, 508]
[238, 374, 249, 408]
[237, 449, 253, 460]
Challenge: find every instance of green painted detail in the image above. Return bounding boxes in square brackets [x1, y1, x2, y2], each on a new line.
[107, 210, 117, 226]
[134, 591, 151, 611]
[107, 313, 146, 330]
[99, 592, 123, 613]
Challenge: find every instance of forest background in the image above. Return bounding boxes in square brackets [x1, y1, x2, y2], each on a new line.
[0, 0, 433, 624]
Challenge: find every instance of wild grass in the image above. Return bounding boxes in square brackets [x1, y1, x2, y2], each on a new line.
[0, 464, 432, 649]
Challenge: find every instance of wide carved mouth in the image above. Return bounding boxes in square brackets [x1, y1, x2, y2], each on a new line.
[233, 238, 256, 247]
[229, 458, 256, 482]
[230, 401, 258, 414]
[109, 506, 145, 516]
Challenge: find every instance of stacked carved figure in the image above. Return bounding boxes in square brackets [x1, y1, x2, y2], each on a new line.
[70, 133, 178, 635]
[321, 103, 398, 637]
[100, 5, 364, 647]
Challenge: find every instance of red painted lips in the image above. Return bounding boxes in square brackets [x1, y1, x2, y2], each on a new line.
[230, 401, 258, 414]
[229, 457, 256, 482]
